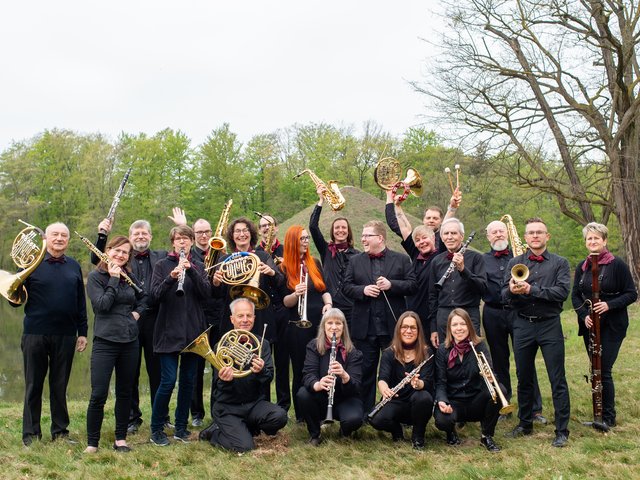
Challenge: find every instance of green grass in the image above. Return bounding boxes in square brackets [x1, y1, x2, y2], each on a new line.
[1, 306, 639, 479]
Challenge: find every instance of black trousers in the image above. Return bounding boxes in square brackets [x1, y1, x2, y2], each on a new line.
[369, 390, 434, 441]
[513, 315, 570, 434]
[434, 386, 502, 437]
[482, 305, 543, 412]
[273, 310, 291, 411]
[354, 335, 391, 415]
[210, 399, 288, 452]
[86, 338, 139, 447]
[21, 334, 77, 442]
[581, 331, 623, 425]
[296, 387, 364, 439]
[287, 324, 316, 420]
[129, 314, 161, 425]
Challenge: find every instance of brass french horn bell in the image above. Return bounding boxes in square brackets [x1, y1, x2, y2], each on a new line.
[220, 252, 271, 310]
[511, 264, 530, 283]
[374, 157, 423, 199]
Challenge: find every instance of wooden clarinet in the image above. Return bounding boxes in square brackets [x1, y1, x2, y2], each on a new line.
[585, 253, 609, 432]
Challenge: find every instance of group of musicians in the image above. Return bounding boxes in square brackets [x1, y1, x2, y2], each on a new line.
[10, 180, 637, 455]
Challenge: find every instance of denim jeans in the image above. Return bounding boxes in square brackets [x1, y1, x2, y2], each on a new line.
[150, 352, 198, 434]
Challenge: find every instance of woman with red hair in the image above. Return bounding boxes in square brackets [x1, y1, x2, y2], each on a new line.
[280, 225, 332, 421]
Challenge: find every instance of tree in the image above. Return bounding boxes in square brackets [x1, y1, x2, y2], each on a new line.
[419, 0, 640, 283]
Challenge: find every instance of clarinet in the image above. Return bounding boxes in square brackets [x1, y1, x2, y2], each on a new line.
[586, 253, 609, 432]
[100, 167, 132, 234]
[74, 231, 143, 294]
[176, 248, 187, 297]
[435, 231, 476, 289]
[368, 354, 434, 420]
[323, 333, 337, 425]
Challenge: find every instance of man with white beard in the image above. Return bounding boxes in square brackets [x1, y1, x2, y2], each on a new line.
[482, 220, 547, 423]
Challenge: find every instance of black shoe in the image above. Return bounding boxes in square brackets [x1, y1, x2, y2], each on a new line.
[505, 425, 533, 438]
[191, 417, 204, 427]
[52, 434, 78, 445]
[481, 436, 501, 452]
[198, 422, 219, 442]
[533, 413, 548, 425]
[456, 422, 466, 429]
[150, 431, 170, 447]
[498, 412, 512, 422]
[127, 421, 141, 435]
[174, 430, 192, 443]
[308, 436, 321, 447]
[446, 431, 461, 446]
[113, 443, 132, 453]
[23, 434, 41, 447]
[411, 435, 425, 451]
[604, 418, 616, 428]
[552, 432, 568, 448]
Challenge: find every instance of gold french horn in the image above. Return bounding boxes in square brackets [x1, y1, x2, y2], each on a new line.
[0, 220, 47, 305]
[374, 157, 423, 201]
[219, 252, 271, 310]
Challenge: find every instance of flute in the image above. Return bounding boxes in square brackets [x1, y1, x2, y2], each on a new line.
[75, 231, 143, 294]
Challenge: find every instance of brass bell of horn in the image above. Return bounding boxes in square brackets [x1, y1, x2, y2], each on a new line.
[511, 264, 530, 283]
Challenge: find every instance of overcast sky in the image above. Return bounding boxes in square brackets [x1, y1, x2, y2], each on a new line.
[0, 1, 444, 149]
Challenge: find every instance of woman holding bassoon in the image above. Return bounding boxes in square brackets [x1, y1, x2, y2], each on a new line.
[571, 222, 637, 429]
[368, 311, 434, 450]
[296, 308, 363, 445]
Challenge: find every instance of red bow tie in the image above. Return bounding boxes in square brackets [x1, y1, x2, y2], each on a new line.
[528, 254, 544, 263]
[494, 249, 510, 258]
[368, 251, 385, 259]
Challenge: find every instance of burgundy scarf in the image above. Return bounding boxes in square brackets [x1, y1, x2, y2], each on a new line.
[447, 338, 471, 369]
[325, 337, 347, 362]
[581, 249, 615, 272]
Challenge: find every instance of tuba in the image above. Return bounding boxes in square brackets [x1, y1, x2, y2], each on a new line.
[293, 169, 345, 211]
[0, 220, 47, 305]
[374, 157, 423, 202]
[204, 199, 233, 281]
[182, 326, 264, 378]
[219, 252, 270, 309]
[500, 214, 527, 256]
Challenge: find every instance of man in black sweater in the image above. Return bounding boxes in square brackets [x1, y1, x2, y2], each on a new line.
[11, 222, 88, 446]
[204, 297, 287, 453]
[502, 218, 571, 447]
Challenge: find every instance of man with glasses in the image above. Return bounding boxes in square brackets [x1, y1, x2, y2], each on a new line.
[343, 220, 417, 416]
[502, 218, 571, 447]
[256, 213, 284, 264]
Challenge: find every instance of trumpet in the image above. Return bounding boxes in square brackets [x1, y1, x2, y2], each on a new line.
[469, 342, 515, 415]
[204, 199, 233, 281]
[176, 248, 187, 297]
[323, 332, 337, 425]
[293, 169, 345, 211]
[292, 263, 311, 328]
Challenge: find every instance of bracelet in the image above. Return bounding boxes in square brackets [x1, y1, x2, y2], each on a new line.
[447, 206, 458, 212]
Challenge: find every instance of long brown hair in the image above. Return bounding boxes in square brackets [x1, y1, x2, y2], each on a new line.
[281, 225, 326, 292]
[97, 236, 132, 272]
[329, 217, 354, 247]
[315, 308, 354, 355]
[444, 308, 482, 348]
[389, 311, 429, 365]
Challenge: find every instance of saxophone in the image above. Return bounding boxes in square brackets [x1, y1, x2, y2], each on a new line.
[204, 199, 233, 281]
[254, 211, 281, 265]
[293, 169, 345, 211]
[500, 214, 527, 256]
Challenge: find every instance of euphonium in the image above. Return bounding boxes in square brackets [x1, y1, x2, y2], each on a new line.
[470, 341, 515, 415]
[374, 157, 423, 202]
[182, 325, 264, 378]
[293, 169, 345, 211]
[204, 199, 233, 281]
[0, 220, 47, 305]
[500, 214, 527, 256]
[219, 252, 271, 309]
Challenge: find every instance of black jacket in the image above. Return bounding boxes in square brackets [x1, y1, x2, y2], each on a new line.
[378, 348, 434, 401]
[302, 339, 362, 400]
[435, 340, 492, 404]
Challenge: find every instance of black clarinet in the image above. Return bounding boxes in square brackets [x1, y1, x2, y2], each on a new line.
[323, 333, 337, 425]
[100, 166, 132, 234]
[435, 231, 476, 289]
[176, 248, 186, 297]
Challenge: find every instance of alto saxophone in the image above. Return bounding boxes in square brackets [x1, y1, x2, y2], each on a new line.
[293, 169, 345, 211]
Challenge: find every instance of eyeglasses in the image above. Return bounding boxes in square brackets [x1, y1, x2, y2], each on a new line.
[400, 325, 418, 332]
[525, 231, 548, 236]
[233, 229, 250, 235]
[194, 230, 212, 236]
[361, 234, 381, 239]
[300, 236, 310, 242]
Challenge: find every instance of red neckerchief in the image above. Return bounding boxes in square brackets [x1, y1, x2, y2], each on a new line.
[448, 338, 471, 369]
[328, 242, 349, 258]
[324, 337, 347, 362]
[581, 249, 615, 272]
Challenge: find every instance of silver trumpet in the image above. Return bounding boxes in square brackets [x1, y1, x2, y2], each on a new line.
[292, 263, 311, 328]
[469, 342, 515, 415]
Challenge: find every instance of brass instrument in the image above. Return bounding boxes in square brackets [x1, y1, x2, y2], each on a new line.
[219, 252, 270, 309]
[323, 332, 337, 425]
[75, 232, 143, 294]
[469, 342, 515, 415]
[293, 169, 345, 211]
[182, 325, 265, 378]
[0, 220, 47, 304]
[254, 211, 281, 265]
[500, 214, 527, 256]
[176, 248, 186, 297]
[374, 157, 423, 202]
[204, 199, 233, 281]
[511, 263, 530, 284]
[292, 263, 311, 328]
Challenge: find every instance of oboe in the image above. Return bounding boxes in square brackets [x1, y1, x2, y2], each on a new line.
[176, 248, 186, 297]
[323, 332, 337, 425]
[585, 253, 609, 432]
[100, 166, 132, 234]
[435, 231, 476, 289]
[368, 354, 434, 420]
[74, 231, 142, 294]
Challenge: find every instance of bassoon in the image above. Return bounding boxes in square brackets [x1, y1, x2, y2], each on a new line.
[586, 252, 609, 432]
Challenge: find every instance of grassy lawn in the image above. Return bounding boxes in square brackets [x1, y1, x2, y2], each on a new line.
[1, 306, 639, 480]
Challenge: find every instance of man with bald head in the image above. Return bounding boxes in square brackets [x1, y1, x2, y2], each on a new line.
[9, 222, 88, 446]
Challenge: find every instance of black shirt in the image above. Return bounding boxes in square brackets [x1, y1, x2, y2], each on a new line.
[378, 348, 434, 401]
[302, 340, 362, 400]
[502, 250, 570, 318]
[435, 340, 492, 403]
[483, 249, 513, 306]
